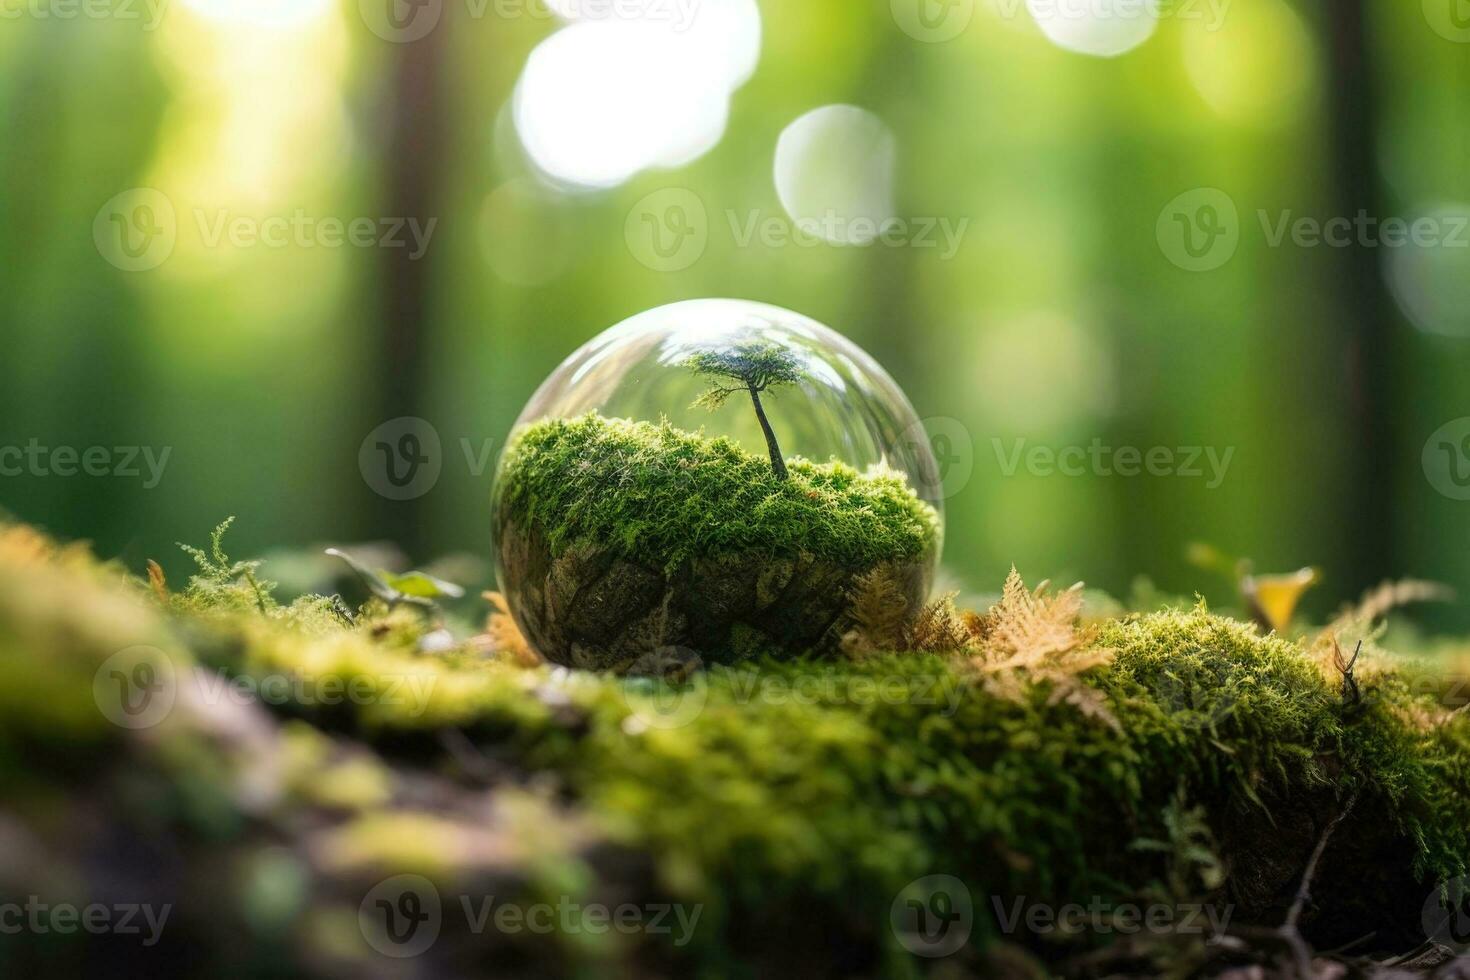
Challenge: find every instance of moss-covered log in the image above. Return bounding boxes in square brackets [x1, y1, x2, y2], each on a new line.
[1, 522, 1469, 978]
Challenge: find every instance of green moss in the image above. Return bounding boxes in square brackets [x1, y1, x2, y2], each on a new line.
[169, 601, 1470, 970]
[496, 413, 939, 570]
[5, 524, 1470, 976]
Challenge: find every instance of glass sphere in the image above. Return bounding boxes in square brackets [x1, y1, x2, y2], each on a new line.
[492, 298, 943, 671]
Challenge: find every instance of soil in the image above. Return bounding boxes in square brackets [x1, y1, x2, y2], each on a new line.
[496, 518, 930, 672]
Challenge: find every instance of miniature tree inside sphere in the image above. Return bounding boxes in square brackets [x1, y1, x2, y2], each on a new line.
[491, 299, 944, 672]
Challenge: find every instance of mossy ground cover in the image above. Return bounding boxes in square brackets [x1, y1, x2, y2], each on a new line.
[2, 521, 1470, 978]
[496, 413, 939, 570]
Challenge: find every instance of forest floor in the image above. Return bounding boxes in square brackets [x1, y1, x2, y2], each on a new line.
[3, 519, 1470, 979]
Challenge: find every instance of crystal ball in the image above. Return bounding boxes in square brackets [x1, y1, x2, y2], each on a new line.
[492, 298, 943, 672]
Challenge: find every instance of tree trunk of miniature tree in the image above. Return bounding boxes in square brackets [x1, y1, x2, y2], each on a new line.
[748, 387, 788, 480]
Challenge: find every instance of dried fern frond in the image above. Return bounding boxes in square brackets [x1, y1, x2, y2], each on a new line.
[984, 566, 1086, 665]
[842, 568, 980, 657]
[1323, 578, 1455, 637]
[483, 591, 540, 667]
[841, 564, 911, 656]
[969, 567, 1119, 731]
[905, 592, 972, 653]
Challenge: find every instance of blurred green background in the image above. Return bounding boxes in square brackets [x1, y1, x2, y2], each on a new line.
[2, 0, 1468, 626]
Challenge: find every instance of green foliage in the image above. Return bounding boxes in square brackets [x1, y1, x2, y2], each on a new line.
[498, 412, 940, 570]
[684, 341, 803, 411]
[324, 547, 465, 608]
[177, 516, 275, 613]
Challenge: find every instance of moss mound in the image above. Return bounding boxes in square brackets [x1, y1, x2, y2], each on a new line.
[3, 524, 1470, 978]
[493, 413, 940, 669]
[495, 413, 939, 570]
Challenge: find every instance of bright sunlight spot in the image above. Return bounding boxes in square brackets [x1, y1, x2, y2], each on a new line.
[514, 0, 760, 190]
[1025, 0, 1157, 58]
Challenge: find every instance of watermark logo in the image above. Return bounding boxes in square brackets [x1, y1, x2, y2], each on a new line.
[1156, 187, 1239, 272]
[901, 416, 976, 501]
[360, 417, 444, 500]
[360, 0, 442, 41]
[96, 187, 436, 270]
[193, 209, 437, 258]
[1423, 0, 1470, 42]
[94, 649, 440, 729]
[1151, 654, 1235, 728]
[0, 440, 171, 488]
[0, 0, 170, 29]
[360, 874, 442, 958]
[1016, 0, 1230, 31]
[891, 874, 973, 957]
[993, 895, 1232, 935]
[93, 645, 178, 730]
[1423, 417, 1470, 501]
[1423, 875, 1470, 952]
[0, 897, 171, 946]
[890, 0, 975, 42]
[1161, 189, 1470, 272]
[625, 187, 708, 272]
[359, 0, 699, 42]
[94, 188, 176, 272]
[1257, 210, 1469, 251]
[727, 209, 969, 258]
[622, 660, 968, 733]
[992, 438, 1235, 488]
[619, 647, 708, 731]
[359, 876, 702, 955]
[626, 188, 970, 271]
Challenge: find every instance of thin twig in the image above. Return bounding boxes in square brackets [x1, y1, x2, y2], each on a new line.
[1286, 788, 1360, 930]
[1223, 789, 1362, 979]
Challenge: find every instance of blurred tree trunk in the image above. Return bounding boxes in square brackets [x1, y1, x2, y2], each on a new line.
[1323, 0, 1395, 592]
[376, 26, 447, 558]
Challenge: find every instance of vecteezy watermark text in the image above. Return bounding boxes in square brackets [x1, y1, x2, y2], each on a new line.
[1157, 188, 1470, 272]
[94, 188, 438, 273]
[992, 895, 1233, 936]
[993, 438, 1235, 488]
[889, 0, 1229, 44]
[359, 0, 702, 44]
[0, 0, 168, 29]
[193, 210, 437, 259]
[358, 875, 702, 958]
[0, 441, 170, 488]
[623, 188, 971, 272]
[93, 646, 440, 730]
[0, 897, 171, 946]
[726, 210, 970, 260]
[619, 655, 970, 732]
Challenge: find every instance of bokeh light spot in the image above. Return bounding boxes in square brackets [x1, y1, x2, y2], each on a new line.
[1025, 0, 1157, 58]
[773, 105, 897, 246]
[513, 1, 759, 190]
[1182, 0, 1317, 125]
[1385, 203, 1470, 339]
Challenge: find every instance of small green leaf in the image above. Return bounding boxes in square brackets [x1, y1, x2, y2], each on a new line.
[323, 549, 421, 609]
[382, 570, 465, 600]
